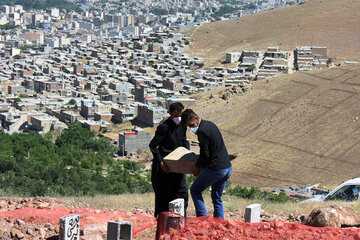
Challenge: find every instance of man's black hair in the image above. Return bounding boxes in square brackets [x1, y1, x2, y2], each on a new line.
[180, 109, 198, 125]
[169, 102, 184, 113]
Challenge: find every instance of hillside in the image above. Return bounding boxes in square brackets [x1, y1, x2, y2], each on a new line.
[190, 64, 360, 187]
[185, 0, 360, 66]
[0, 0, 81, 12]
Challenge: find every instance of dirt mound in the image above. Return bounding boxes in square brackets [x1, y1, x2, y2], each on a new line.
[0, 197, 156, 239]
[0, 197, 71, 211]
[160, 216, 360, 240]
[0, 207, 156, 239]
[206, 83, 252, 102]
[1, 197, 358, 240]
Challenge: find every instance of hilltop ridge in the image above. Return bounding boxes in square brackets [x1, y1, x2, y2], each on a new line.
[185, 0, 360, 66]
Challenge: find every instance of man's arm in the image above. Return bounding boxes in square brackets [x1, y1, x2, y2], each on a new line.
[181, 126, 190, 150]
[196, 131, 210, 168]
[149, 124, 167, 163]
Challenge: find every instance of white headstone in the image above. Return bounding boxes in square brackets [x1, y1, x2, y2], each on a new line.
[244, 204, 261, 223]
[169, 198, 185, 216]
[59, 214, 80, 240]
[107, 221, 132, 240]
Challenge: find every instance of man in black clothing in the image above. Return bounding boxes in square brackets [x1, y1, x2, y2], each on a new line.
[181, 109, 232, 219]
[149, 102, 189, 217]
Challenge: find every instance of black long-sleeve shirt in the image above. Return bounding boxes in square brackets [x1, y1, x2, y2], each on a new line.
[149, 118, 189, 163]
[196, 120, 231, 171]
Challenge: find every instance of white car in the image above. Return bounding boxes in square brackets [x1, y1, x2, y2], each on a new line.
[300, 178, 360, 203]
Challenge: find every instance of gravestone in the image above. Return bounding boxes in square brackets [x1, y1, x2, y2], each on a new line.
[156, 212, 185, 239]
[59, 214, 80, 240]
[107, 221, 132, 240]
[244, 204, 261, 223]
[169, 198, 185, 216]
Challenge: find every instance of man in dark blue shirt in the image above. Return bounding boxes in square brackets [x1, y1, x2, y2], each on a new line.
[181, 109, 232, 219]
[149, 102, 189, 217]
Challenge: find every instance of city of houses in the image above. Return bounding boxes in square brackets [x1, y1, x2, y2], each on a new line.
[0, 1, 338, 157]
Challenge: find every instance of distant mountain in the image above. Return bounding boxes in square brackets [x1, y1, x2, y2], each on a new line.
[190, 63, 360, 187]
[0, 0, 82, 12]
[185, 0, 360, 66]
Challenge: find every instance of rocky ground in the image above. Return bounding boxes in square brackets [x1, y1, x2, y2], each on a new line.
[0, 197, 304, 240]
[0, 197, 65, 240]
[2, 197, 360, 239]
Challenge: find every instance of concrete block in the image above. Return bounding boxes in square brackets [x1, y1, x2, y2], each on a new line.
[163, 147, 198, 174]
[59, 214, 80, 240]
[107, 221, 132, 240]
[244, 204, 261, 223]
[169, 198, 185, 216]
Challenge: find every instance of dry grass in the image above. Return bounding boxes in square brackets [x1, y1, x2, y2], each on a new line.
[66, 192, 360, 218]
[222, 195, 360, 217]
[66, 193, 155, 210]
[184, 0, 360, 66]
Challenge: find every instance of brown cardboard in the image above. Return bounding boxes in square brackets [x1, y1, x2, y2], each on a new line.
[163, 147, 198, 174]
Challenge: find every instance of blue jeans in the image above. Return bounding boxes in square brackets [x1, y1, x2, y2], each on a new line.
[190, 166, 232, 219]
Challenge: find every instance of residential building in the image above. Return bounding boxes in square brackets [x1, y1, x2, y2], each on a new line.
[226, 52, 242, 63]
[118, 127, 152, 156]
[136, 104, 167, 127]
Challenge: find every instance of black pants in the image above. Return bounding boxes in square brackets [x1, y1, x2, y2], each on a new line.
[151, 161, 188, 217]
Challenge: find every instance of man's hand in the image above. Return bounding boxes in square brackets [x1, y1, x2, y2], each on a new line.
[192, 166, 201, 176]
[160, 162, 170, 173]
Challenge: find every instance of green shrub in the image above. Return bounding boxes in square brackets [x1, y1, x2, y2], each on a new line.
[0, 124, 151, 197]
[228, 185, 289, 203]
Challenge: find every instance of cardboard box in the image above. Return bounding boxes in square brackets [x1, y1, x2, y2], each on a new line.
[163, 147, 198, 174]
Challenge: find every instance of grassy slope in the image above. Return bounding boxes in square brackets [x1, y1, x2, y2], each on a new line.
[185, 0, 360, 66]
[189, 64, 360, 188]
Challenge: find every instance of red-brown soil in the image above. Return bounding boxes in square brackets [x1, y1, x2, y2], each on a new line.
[1, 197, 360, 239]
[160, 216, 360, 240]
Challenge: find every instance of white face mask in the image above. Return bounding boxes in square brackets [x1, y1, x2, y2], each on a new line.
[172, 116, 181, 125]
[190, 126, 199, 134]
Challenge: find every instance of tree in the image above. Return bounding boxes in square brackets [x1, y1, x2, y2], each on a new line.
[25, 24, 37, 30]
[212, 5, 238, 18]
[102, 127, 108, 133]
[0, 124, 151, 196]
[150, 8, 168, 15]
[294, 63, 299, 70]
[154, 37, 163, 43]
[246, 64, 256, 72]
[67, 99, 76, 105]
[0, 23, 17, 30]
